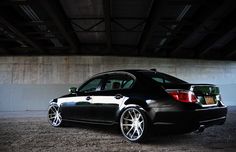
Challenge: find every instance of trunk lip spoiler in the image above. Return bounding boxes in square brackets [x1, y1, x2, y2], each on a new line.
[189, 84, 217, 91]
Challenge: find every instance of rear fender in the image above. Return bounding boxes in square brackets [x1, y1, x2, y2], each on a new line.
[116, 101, 149, 123]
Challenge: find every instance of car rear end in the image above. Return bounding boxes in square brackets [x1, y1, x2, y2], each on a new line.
[164, 84, 227, 128]
[138, 70, 227, 131]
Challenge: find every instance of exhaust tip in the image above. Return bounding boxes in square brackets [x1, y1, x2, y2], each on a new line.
[194, 125, 205, 134]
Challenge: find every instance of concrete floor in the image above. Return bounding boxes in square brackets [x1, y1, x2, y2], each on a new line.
[0, 107, 236, 152]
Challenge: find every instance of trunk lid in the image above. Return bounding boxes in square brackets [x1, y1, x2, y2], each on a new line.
[163, 83, 220, 106]
[191, 84, 220, 106]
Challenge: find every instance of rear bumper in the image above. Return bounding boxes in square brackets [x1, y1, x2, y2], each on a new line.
[152, 106, 227, 127]
[199, 116, 226, 127]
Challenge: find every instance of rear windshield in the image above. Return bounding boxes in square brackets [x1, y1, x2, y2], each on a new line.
[140, 71, 187, 84]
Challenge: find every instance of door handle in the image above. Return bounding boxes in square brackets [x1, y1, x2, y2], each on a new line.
[115, 94, 123, 99]
[86, 96, 92, 100]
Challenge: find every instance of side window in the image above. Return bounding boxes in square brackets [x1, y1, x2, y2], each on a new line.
[103, 74, 134, 91]
[152, 77, 164, 83]
[164, 79, 171, 83]
[79, 78, 102, 93]
[122, 79, 134, 89]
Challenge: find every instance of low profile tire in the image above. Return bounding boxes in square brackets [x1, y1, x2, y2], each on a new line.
[120, 106, 149, 142]
[48, 103, 64, 127]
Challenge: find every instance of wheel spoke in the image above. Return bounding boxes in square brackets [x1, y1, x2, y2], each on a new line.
[133, 109, 137, 118]
[49, 115, 55, 119]
[49, 113, 55, 116]
[138, 125, 143, 132]
[53, 117, 57, 124]
[58, 113, 61, 119]
[124, 118, 132, 121]
[51, 106, 57, 113]
[126, 126, 134, 135]
[57, 116, 61, 124]
[128, 111, 134, 120]
[56, 117, 59, 125]
[49, 116, 55, 120]
[137, 113, 141, 120]
[137, 128, 140, 136]
[48, 114, 55, 118]
[130, 129, 137, 139]
[122, 123, 133, 127]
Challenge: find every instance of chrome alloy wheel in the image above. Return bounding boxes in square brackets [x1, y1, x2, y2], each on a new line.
[120, 108, 145, 141]
[48, 104, 62, 127]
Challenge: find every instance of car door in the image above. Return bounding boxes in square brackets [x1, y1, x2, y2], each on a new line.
[91, 73, 135, 122]
[60, 77, 103, 121]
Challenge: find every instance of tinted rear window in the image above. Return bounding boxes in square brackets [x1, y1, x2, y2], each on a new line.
[140, 71, 187, 84]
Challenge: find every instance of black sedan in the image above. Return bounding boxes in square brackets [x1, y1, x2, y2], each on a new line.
[48, 69, 227, 142]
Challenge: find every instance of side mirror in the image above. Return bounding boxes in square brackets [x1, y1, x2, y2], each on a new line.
[69, 87, 77, 94]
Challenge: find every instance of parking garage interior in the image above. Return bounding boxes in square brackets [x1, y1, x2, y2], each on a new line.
[0, 0, 236, 151]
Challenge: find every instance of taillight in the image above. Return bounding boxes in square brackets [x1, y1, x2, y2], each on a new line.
[167, 90, 197, 103]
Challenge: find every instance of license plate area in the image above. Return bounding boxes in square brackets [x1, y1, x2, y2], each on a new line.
[204, 96, 215, 105]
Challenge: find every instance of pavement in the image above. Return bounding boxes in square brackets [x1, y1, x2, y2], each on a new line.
[0, 107, 236, 152]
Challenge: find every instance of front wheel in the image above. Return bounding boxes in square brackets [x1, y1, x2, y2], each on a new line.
[120, 107, 149, 142]
[48, 103, 64, 127]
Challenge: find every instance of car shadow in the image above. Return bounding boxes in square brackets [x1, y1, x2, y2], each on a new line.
[63, 121, 121, 135]
[62, 121, 197, 144]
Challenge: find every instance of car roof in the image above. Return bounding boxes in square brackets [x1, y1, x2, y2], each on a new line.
[94, 69, 155, 76]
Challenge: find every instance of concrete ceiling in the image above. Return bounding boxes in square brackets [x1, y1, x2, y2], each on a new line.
[0, 0, 236, 60]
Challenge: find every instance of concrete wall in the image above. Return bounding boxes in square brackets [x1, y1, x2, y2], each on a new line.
[0, 56, 235, 111]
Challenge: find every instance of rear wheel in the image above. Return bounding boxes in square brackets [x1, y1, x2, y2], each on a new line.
[48, 104, 63, 127]
[120, 107, 149, 142]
